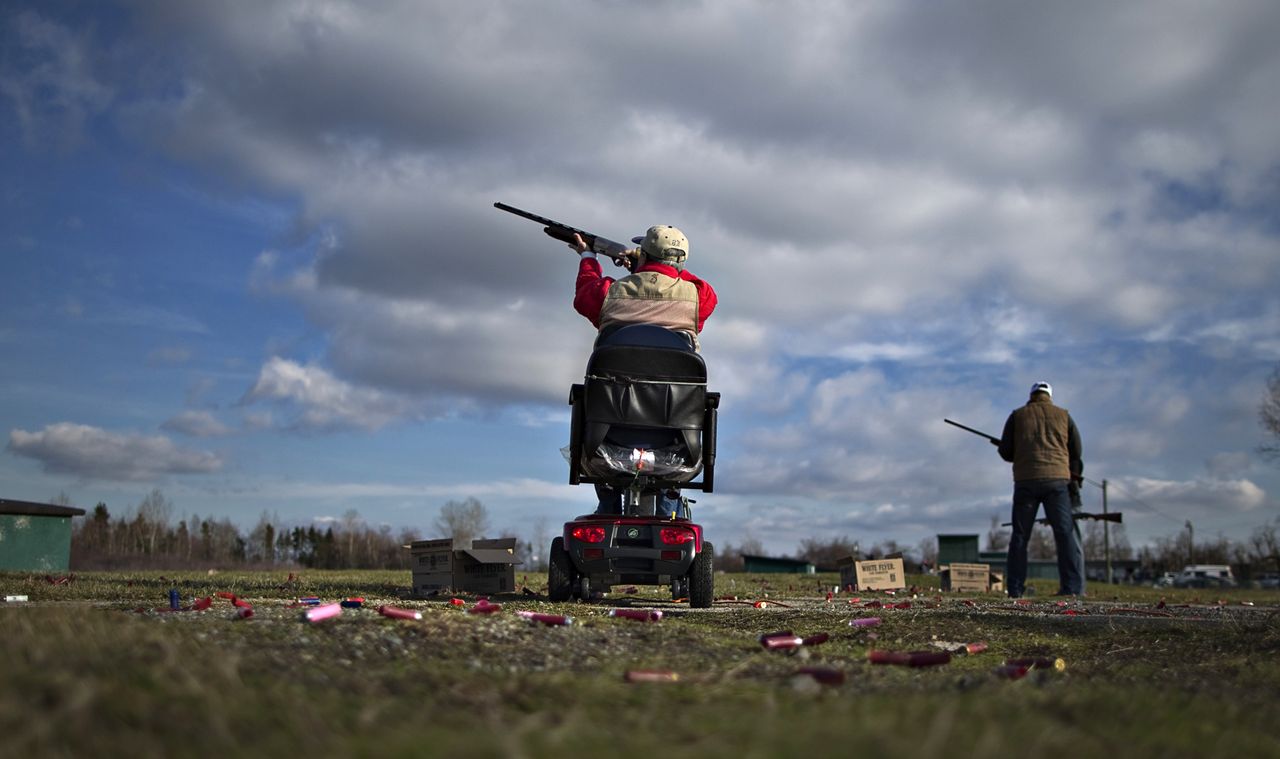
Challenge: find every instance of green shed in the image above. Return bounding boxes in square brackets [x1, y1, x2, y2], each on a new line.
[742, 554, 816, 574]
[937, 534, 981, 566]
[937, 534, 1059, 581]
[0, 499, 86, 572]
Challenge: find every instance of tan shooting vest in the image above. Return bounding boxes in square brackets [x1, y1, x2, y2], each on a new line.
[599, 269, 701, 350]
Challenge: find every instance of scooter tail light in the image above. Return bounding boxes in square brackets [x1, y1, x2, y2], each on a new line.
[571, 526, 606, 543]
[660, 528, 695, 545]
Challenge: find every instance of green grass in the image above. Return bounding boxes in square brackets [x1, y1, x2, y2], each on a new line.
[3, 570, 1278, 758]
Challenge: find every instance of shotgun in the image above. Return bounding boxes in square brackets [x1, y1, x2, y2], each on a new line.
[494, 202, 635, 268]
[944, 418, 1000, 444]
[1001, 511, 1123, 528]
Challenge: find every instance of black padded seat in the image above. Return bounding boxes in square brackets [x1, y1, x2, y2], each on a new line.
[581, 326, 707, 476]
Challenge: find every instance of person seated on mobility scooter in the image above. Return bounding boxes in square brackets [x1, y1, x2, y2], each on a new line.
[569, 224, 717, 516]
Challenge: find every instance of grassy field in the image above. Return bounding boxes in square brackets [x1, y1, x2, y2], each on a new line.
[3, 569, 1278, 758]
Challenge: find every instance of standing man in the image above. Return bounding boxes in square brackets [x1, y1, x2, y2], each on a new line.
[997, 381, 1085, 598]
[568, 225, 717, 516]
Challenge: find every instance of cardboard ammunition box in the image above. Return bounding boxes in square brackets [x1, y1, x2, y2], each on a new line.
[408, 538, 521, 596]
[837, 555, 859, 590]
[853, 557, 906, 591]
[941, 562, 1004, 592]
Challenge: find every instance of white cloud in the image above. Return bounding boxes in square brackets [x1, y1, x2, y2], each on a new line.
[160, 410, 231, 438]
[7, 423, 223, 481]
[1206, 452, 1253, 480]
[1120, 476, 1268, 515]
[241, 357, 420, 432]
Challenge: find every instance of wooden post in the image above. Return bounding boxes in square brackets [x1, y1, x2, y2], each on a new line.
[1102, 479, 1112, 584]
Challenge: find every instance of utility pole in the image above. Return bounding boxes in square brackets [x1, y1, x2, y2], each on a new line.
[1102, 479, 1112, 584]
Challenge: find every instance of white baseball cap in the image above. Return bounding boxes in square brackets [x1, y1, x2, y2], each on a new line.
[631, 225, 689, 264]
[1030, 381, 1053, 398]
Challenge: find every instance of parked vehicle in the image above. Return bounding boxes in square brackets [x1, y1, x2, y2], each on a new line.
[1172, 564, 1236, 589]
[1153, 572, 1177, 588]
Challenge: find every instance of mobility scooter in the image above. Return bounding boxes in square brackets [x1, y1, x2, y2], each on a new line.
[549, 324, 720, 608]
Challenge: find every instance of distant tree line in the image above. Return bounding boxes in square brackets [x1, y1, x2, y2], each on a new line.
[714, 517, 1280, 582]
[68, 489, 427, 570]
[59, 488, 1280, 580]
[713, 534, 939, 573]
[65, 492, 547, 572]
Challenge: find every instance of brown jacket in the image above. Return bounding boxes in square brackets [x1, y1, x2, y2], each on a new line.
[998, 394, 1082, 482]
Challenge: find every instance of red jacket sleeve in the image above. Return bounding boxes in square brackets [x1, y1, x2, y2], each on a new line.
[680, 271, 717, 332]
[574, 257, 613, 326]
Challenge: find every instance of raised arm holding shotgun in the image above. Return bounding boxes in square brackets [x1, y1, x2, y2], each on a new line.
[494, 201, 718, 517]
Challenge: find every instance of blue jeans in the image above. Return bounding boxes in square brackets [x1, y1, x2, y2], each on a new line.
[595, 484, 685, 518]
[1006, 479, 1085, 596]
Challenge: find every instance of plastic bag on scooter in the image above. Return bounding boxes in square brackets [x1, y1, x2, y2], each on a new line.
[560, 443, 700, 478]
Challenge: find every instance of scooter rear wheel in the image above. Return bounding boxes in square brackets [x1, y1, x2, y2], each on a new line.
[688, 541, 715, 609]
[548, 537, 574, 602]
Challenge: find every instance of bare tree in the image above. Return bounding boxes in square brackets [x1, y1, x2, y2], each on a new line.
[713, 536, 764, 572]
[138, 489, 172, 555]
[1261, 365, 1280, 461]
[248, 511, 280, 564]
[796, 535, 860, 568]
[527, 516, 551, 572]
[1248, 518, 1279, 572]
[985, 515, 1010, 552]
[1082, 521, 1135, 563]
[866, 539, 907, 561]
[435, 497, 490, 545]
[917, 536, 938, 569]
[340, 509, 362, 561]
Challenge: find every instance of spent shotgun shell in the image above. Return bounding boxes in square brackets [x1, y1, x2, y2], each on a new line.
[624, 670, 680, 683]
[760, 631, 803, 650]
[868, 650, 953, 667]
[994, 664, 1031, 680]
[168, 589, 180, 610]
[303, 602, 343, 622]
[848, 617, 883, 628]
[609, 608, 662, 622]
[377, 605, 423, 621]
[467, 600, 502, 614]
[796, 667, 846, 686]
[516, 611, 574, 626]
[1005, 657, 1066, 672]
[4, 595, 28, 603]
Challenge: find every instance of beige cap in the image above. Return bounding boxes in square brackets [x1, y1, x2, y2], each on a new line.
[631, 225, 689, 264]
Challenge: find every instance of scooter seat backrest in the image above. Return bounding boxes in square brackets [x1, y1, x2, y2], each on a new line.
[589, 325, 706, 382]
[581, 326, 708, 473]
[584, 329, 706, 432]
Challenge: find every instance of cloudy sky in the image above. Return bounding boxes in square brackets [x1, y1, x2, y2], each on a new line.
[3, 1, 1278, 557]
